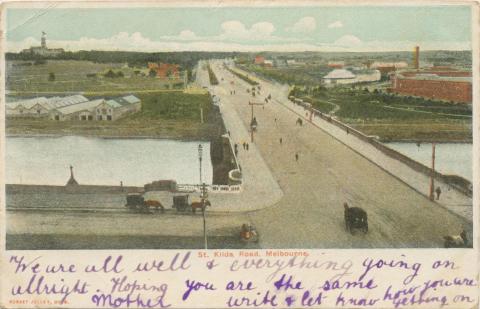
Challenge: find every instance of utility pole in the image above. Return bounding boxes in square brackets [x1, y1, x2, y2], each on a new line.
[202, 182, 208, 250]
[248, 101, 263, 143]
[198, 144, 207, 249]
[429, 143, 436, 201]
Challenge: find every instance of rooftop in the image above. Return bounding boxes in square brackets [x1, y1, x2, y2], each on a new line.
[55, 99, 104, 115]
[323, 69, 356, 79]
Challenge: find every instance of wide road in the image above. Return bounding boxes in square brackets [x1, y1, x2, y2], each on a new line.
[208, 60, 471, 248]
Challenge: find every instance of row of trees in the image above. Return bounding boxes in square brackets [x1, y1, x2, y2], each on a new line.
[7, 50, 238, 73]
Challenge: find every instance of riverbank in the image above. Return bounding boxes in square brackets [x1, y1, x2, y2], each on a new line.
[6, 119, 219, 141]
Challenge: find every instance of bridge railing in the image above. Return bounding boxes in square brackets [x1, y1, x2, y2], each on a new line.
[176, 183, 242, 193]
[288, 96, 473, 197]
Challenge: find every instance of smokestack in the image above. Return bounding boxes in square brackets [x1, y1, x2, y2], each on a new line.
[414, 46, 420, 70]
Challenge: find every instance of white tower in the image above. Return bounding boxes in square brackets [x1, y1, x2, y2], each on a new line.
[41, 31, 47, 49]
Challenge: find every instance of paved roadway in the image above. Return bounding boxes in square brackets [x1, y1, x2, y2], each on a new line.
[207, 60, 471, 248]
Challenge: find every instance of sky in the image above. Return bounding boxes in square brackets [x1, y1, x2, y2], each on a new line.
[5, 5, 472, 52]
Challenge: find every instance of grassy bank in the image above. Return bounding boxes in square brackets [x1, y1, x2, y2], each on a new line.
[6, 92, 223, 140]
[207, 63, 219, 85]
[226, 67, 259, 85]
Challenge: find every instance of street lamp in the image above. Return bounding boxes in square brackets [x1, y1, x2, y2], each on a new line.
[198, 144, 208, 249]
[198, 144, 203, 184]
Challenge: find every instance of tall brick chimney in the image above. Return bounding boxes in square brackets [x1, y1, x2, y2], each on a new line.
[414, 46, 420, 70]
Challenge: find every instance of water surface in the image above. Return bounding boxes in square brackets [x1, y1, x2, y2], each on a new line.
[6, 136, 212, 186]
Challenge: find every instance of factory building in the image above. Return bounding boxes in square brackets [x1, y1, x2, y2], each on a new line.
[389, 71, 472, 103]
[49, 95, 141, 121]
[6, 95, 89, 117]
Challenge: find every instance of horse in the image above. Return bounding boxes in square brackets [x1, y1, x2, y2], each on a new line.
[344, 202, 368, 234]
[191, 200, 211, 213]
[444, 230, 468, 248]
[145, 200, 165, 213]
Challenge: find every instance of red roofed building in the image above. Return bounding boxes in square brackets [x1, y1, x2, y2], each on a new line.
[254, 55, 265, 65]
[147, 63, 180, 78]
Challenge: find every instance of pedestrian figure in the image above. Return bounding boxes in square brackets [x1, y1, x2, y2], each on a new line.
[436, 186, 442, 200]
[242, 142, 246, 150]
[246, 143, 249, 151]
[274, 118, 277, 123]
[295, 153, 299, 162]
[262, 105, 265, 110]
[279, 137, 283, 145]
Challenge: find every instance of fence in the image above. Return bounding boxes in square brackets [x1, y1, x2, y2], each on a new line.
[288, 96, 473, 197]
[176, 183, 242, 193]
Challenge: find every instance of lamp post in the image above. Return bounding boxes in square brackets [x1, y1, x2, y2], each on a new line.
[429, 143, 436, 201]
[198, 144, 208, 249]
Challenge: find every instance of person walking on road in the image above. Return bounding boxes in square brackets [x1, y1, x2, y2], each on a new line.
[246, 143, 249, 151]
[242, 142, 246, 150]
[279, 137, 283, 145]
[436, 186, 442, 200]
[295, 152, 299, 162]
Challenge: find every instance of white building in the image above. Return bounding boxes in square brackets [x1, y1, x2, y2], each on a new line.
[323, 69, 381, 85]
[323, 69, 356, 85]
[6, 95, 89, 117]
[370, 61, 408, 69]
[50, 95, 141, 121]
[50, 99, 105, 121]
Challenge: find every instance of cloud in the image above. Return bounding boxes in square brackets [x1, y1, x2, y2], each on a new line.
[6, 32, 471, 53]
[334, 34, 362, 47]
[328, 21, 343, 29]
[178, 30, 197, 40]
[220, 20, 275, 40]
[287, 17, 316, 33]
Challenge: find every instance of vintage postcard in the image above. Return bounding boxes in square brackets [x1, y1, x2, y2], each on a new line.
[0, 1, 478, 308]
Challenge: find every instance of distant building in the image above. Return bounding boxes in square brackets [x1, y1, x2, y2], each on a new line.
[254, 55, 265, 65]
[351, 69, 381, 83]
[323, 69, 381, 85]
[21, 32, 64, 57]
[328, 61, 345, 69]
[389, 70, 472, 103]
[263, 60, 274, 67]
[6, 95, 89, 117]
[148, 63, 180, 78]
[323, 69, 356, 85]
[286, 59, 297, 66]
[49, 95, 141, 121]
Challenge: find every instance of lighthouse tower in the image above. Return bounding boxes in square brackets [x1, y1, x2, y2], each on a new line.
[66, 165, 79, 186]
[41, 31, 47, 49]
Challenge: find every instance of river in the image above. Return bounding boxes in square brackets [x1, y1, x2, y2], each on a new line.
[385, 142, 472, 181]
[6, 136, 212, 186]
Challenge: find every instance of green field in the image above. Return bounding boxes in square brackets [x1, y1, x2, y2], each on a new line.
[6, 92, 223, 140]
[291, 86, 472, 142]
[6, 60, 185, 94]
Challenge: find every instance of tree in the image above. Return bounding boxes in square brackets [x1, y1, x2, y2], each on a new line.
[48, 72, 55, 81]
[104, 70, 116, 78]
[149, 68, 157, 78]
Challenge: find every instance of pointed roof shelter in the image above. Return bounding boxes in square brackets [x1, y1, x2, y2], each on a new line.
[66, 165, 79, 186]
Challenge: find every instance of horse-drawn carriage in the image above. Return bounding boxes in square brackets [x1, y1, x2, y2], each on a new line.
[125, 193, 164, 213]
[173, 194, 211, 213]
[344, 203, 368, 234]
[240, 224, 259, 243]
